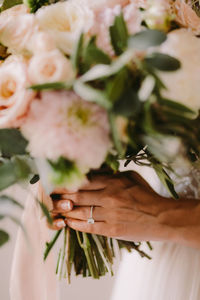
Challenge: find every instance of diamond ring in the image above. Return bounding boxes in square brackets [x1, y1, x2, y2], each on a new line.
[87, 206, 95, 224]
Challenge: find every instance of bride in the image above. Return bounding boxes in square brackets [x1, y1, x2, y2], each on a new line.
[45, 160, 200, 300]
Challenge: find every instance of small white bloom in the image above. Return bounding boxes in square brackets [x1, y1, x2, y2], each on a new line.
[28, 50, 75, 84]
[36, 0, 94, 55]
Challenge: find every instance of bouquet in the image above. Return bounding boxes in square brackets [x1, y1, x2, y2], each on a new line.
[0, 0, 200, 281]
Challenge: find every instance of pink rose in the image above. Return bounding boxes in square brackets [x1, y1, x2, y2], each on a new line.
[173, 0, 200, 34]
[28, 50, 74, 84]
[0, 56, 35, 128]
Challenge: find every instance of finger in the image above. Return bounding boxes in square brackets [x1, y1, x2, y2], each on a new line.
[47, 218, 66, 230]
[80, 177, 107, 191]
[52, 199, 73, 213]
[61, 190, 104, 206]
[66, 218, 110, 236]
[63, 206, 106, 222]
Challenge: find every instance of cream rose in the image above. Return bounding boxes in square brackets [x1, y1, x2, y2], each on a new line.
[0, 56, 35, 128]
[36, 0, 94, 55]
[0, 14, 38, 55]
[0, 4, 29, 18]
[28, 31, 56, 55]
[158, 29, 200, 111]
[28, 50, 75, 84]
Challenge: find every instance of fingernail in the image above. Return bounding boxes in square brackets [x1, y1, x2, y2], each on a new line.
[59, 200, 71, 211]
[56, 220, 65, 228]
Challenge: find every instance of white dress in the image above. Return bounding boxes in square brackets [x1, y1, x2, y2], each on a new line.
[111, 164, 200, 300]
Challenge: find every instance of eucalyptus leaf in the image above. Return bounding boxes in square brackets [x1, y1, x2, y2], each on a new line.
[160, 98, 197, 118]
[72, 33, 84, 72]
[0, 129, 28, 157]
[109, 13, 128, 55]
[145, 53, 181, 71]
[106, 67, 129, 102]
[129, 30, 167, 50]
[0, 230, 9, 247]
[74, 80, 112, 110]
[0, 161, 18, 191]
[1, 0, 22, 11]
[30, 82, 72, 91]
[83, 37, 111, 69]
[113, 89, 141, 117]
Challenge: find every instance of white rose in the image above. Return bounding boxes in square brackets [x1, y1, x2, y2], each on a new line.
[28, 31, 56, 55]
[28, 50, 75, 85]
[0, 4, 29, 17]
[0, 14, 38, 55]
[0, 56, 35, 128]
[158, 29, 200, 111]
[36, 0, 94, 55]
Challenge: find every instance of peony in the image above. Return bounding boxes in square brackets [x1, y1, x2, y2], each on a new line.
[0, 14, 38, 55]
[0, 56, 35, 128]
[158, 29, 200, 111]
[36, 0, 94, 55]
[173, 0, 200, 34]
[21, 91, 111, 170]
[28, 50, 75, 85]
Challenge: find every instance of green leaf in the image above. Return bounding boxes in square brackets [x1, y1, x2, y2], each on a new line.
[24, 0, 49, 13]
[129, 30, 167, 50]
[0, 230, 9, 247]
[113, 89, 141, 117]
[160, 98, 196, 118]
[145, 53, 181, 71]
[38, 201, 53, 225]
[153, 164, 178, 199]
[83, 37, 111, 69]
[109, 13, 129, 55]
[1, 0, 22, 11]
[44, 230, 62, 261]
[106, 154, 119, 172]
[30, 82, 72, 91]
[0, 129, 28, 157]
[106, 67, 129, 102]
[0, 195, 24, 209]
[109, 113, 125, 157]
[0, 161, 18, 191]
[74, 80, 112, 110]
[72, 33, 84, 73]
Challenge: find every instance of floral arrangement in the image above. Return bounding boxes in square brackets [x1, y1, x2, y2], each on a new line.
[0, 0, 200, 281]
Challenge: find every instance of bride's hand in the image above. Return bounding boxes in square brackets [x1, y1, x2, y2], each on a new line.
[50, 172, 177, 242]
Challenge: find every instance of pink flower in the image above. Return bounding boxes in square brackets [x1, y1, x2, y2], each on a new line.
[173, 0, 200, 34]
[28, 50, 74, 84]
[91, 2, 142, 56]
[21, 91, 111, 170]
[0, 56, 35, 128]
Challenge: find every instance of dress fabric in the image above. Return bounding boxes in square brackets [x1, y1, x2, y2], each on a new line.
[111, 164, 200, 300]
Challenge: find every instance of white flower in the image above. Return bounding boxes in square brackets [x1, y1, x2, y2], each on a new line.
[28, 50, 75, 84]
[36, 0, 94, 55]
[0, 14, 38, 55]
[0, 4, 29, 17]
[0, 56, 35, 128]
[159, 29, 200, 111]
[28, 31, 56, 55]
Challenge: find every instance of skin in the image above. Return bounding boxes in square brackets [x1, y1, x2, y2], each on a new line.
[46, 171, 200, 250]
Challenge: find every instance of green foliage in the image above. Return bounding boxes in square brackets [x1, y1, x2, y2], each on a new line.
[1, 0, 22, 11]
[38, 201, 53, 225]
[129, 30, 167, 50]
[109, 13, 129, 55]
[144, 53, 181, 72]
[0, 230, 9, 247]
[30, 82, 72, 91]
[0, 156, 32, 191]
[106, 154, 119, 172]
[24, 0, 49, 13]
[113, 89, 141, 117]
[0, 129, 28, 157]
